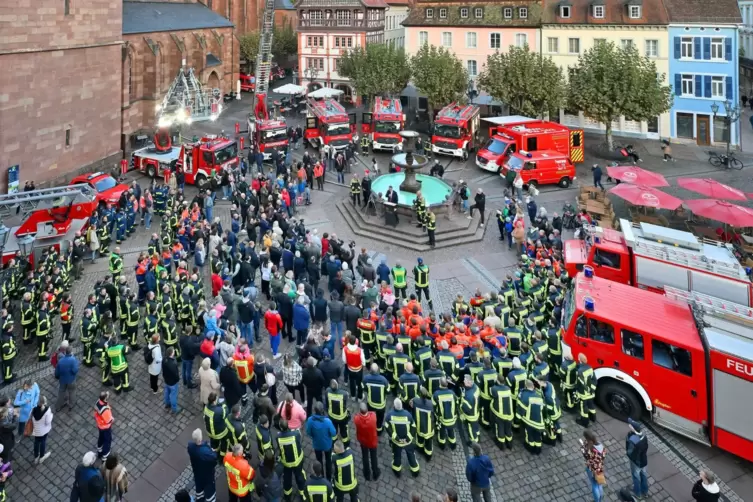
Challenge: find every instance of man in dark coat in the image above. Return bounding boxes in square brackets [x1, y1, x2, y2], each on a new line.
[220, 358, 245, 409]
[302, 357, 325, 418]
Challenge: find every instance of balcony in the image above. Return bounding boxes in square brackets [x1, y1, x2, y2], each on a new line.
[299, 18, 366, 29]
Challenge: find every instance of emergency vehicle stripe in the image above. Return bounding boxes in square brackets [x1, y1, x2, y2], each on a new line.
[570, 131, 584, 163]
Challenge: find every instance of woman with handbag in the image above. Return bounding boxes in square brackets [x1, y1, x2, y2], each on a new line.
[581, 429, 607, 502]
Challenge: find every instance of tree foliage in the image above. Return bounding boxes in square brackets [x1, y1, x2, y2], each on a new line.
[338, 43, 411, 101]
[239, 32, 260, 68]
[568, 41, 673, 148]
[478, 45, 566, 118]
[410, 44, 468, 119]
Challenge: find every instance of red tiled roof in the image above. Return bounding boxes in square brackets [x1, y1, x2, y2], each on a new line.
[663, 0, 740, 24]
[541, 0, 668, 25]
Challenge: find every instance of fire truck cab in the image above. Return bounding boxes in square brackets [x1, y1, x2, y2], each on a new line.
[565, 219, 753, 306]
[562, 271, 753, 462]
[248, 117, 289, 161]
[501, 150, 576, 188]
[361, 97, 405, 152]
[304, 98, 356, 151]
[477, 118, 584, 172]
[431, 103, 481, 160]
[240, 73, 255, 92]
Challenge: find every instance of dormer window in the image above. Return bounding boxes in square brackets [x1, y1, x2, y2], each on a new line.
[503, 7, 513, 18]
[560, 5, 571, 18]
[519, 7, 528, 19]
[474, 7, 483, 18]
[439, 8, 447, 18]
[425, 7, 433, 18]
[593, 5, 604, 18]
[629, 5, 641, 18]
[460, 7, 468, 18]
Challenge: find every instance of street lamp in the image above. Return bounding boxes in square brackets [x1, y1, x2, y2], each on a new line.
[467, 79, 478, 104]
[711, 100, 742, 156]
[304, 66, 320, 90]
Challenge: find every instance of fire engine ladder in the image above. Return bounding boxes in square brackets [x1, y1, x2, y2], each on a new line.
[632, 239, 744, 280]
[665, 286, 753, 329]
[253, 0, 275, 116]
[0, 186, 96, 222]
[159, 68, 217, 122]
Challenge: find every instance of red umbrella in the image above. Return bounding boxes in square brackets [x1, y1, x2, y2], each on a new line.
[608, 184, 682, 210]
[677, 178, 747, 201]
[606, 165, 669, 187]
[684, 199, 753, 227]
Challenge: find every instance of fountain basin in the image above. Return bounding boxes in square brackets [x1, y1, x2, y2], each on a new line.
[370, 173, 453, 213]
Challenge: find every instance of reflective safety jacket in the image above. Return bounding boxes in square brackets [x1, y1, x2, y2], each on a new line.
[363, 373, 389, 410]
[559, 359, 578, 390]
[106, 344, 128, 373]
[421, 368, 445, 397]
[226, 417, 251, 452]
[413, 265, 430, 288]
[109, 253, 123, 274]
[398, 372, 420, 404]
[204, 403, 229, 440]
[465, 361, 483, 382]
[576, 363, 596, 400]
[437, 350, 458, 382]
[305, 475, 335, 502]
[391, 267, 407, 288]
[278, 429, 304, 467]
[413, 397, 434, 438]
[384, 408, 415, 445]
[94, 399, 114, 430]
[493, 356, 513, 379]
[81, 317, 98, 343]
[36, 310, 51, 336]
[390, 352, 410, 382]
[490, 384, 514, 420]
[506, 368, 527, 399]
[476, 368, 498, 400]
[21, 301, 35, 327]
[532, 362, 549, 382]
[223, 452, 255, 497]
[516, 389, 545, 430]
[333, 448, 358, 492]
[256, 425, 274, 459]
[413, 346, 433, 377]
[1, 334, 17, 361]
[505, 329, 522, 357]
[460, 384, 480, 422]
[325, 388, 349, 421]
[541, 382, 562, 422]
[432, 389, 457, 426]
[144, 315, 159, 338]
[356, 318, 376, 344]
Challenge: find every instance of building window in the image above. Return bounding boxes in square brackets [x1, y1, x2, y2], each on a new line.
[629, 5, 641, 19]
[490, 32, 501, 49]
[676, 112, 694, 139]
[419, 31, 429, 46]
[310, 10, 323, 25]
[547, 37, 559, 53]
[681, 37, 694, 58]
[335, 9, 351, 25]
[442, 32, 452, 47]
[593, 5, 604, 18]
[439, 8, 447, 18]
[711, 37, 724, 60]
[467, 60, 477, 77]
[515, 33, 527, 47]
[714, 117, 730, 143]
[334, 37, 353, 48]
[594, 38, 606, 47]
[560, 5, 571, 18]
[64, 0, 70, 15]
[307, 57, 324, 70]
[681, 74, 694, 96]
[466, 32, 477, 48]
[460, 7, 468, 18]
[65, 127, 72, 147]
[308, 36, 324, 47]
[425, 8, 433, 18]
[712, 76, 725, 98]
[474, 8, 483, 19]
[621, 39, 634, 50]
[519, 7, 528, 19]
[503, 7, 512, 19]
[333, 58, 341, 71]
[645, 39, 658, 57]
[569, 38, 580, 54]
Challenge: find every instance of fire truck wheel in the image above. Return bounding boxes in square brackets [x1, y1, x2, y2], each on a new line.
[195, 174, 208, 189]
[462, 149, 469, 161]
[146, 165, 157, 178]
[596, 380, 643, 422]
[558, 177, 571, 188]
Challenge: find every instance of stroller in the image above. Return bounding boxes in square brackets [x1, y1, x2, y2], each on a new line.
[562, 202, 578, 230]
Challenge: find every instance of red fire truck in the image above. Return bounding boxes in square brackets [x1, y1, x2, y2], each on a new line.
[564, 218, 753, 306]
[476, 117, 584, 173]
[562, 270, 753, 462]
[132, 130, 239, 189]
[360, 97, 405, 152]
[304, 98, 356, 151]
[248, 118, 288, 161]
[240, 73, 255, 92]
[430, 103, 481, 160]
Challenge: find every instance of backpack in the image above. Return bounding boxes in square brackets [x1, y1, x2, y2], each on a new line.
[143, 345, 154, 364]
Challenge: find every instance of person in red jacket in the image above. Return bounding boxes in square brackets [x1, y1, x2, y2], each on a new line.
[264, 303, 283, 359]
[353, 402, 380, 481]
[211, 271, 223, 298]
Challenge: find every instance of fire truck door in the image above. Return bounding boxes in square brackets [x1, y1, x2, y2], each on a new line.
[590, 247, 628, 284]
[306, 117, 318, 131]
[361, 113, 372, 134]
[575, 315, 619, 368]
[349, 113, 357, 132]
[570, 129, 585, 163]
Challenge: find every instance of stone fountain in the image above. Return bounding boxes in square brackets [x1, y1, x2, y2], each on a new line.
[392, 130, 428, 193]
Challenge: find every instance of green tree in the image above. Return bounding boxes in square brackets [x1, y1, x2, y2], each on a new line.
[410, 44, 468, 121]
[239, 32, 260, 71]
[272, 20, 297, 62]
[338, 43, 411, 101]
[478, 45, 566, 118]
[568, 41, 673, 149]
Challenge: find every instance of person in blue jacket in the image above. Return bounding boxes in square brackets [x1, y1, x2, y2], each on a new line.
[293, 296, 311, 346]
[305, 402, 337, 481]
[115, 210, 127, 244]
[13, 381, 40, 436]
[187, 429, 217, 502]
[465, 442, 495, 502]
[376, 259, 391, 285]
[282, 245, 295, 274]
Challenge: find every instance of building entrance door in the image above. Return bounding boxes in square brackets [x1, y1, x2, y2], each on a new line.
[697, 115, 710, 146]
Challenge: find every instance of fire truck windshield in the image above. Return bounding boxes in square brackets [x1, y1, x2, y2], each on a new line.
[262, 128, 288, 143]
[562, 287, 576, 332]
[483, 138, 510, 155]
[327, 122, 350, 136]
[94, 176, 117, 192]
[374, 121, 401, 134]
[433, 124, 461, 139]
[506, 155, 525, 171]
[214, 143, 238, 164]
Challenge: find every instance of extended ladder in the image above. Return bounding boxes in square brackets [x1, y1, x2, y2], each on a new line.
[252, 0, 276, 121]
[159, 67, 220, 122]
[665, 286, 753, 327]
[632, 239, 743, 280]
[0, 186, 96, 221]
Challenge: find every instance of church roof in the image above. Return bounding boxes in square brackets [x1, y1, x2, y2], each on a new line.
[123, 1, 234, 35]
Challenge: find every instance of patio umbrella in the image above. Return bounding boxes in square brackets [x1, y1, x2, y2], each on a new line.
[677, 178, 747, 201]
[605, 165, 669, 187]
[307, 87, 344, 99]
[684, 199, 753, 227]
[272, 83, 306, 95]
[609, 184, 682, 210]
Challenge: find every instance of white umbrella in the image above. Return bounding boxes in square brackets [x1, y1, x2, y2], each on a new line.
[272, 83, 306, 95]
[307, 87, 344, 99]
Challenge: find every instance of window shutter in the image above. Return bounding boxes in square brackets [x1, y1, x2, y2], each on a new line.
[702, 38, 711, 60]
[674, 37, 681, 59]
[726, 76, 734, 99]
[704, 76, 712, 98]
[725, 38, 733, 61]
[695, 75, 703, 97]
[674, 74, 682, 94]
[694, 37, 702, 60]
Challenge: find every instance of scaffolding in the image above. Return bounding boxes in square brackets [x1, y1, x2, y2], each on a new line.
[157, 67, 223, 124]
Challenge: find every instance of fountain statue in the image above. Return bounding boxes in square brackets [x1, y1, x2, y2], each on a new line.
[392, 130, 429, 193]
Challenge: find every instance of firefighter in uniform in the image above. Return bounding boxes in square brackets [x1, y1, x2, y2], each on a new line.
[389, 344, 410, 393]
[99, 218, 111, 255]
[398, 362, 421, 414]
[575, 353, 597, 427]
[125, 292, 141, 349]
[60, 293, 74, 342]
[436, 341, 459, 394]
[255, 415, 274, 463]
[36, 302, 51, 361]
[81, 309, 98, 367]
[433, 379, 458, 451]
[546, 323, 563, 375]
[109, 248, 123, 282]
[413, 191, 426, 231]
[426, 211, 437, 248]
[384, 398, 419, 477]
[412, 387, 435, 459]
[1, 319, 17, 383]
[476, 358, 498, 428]
[540, 379, 562, 444]
[332, 440, 359, 502]
[490, 374, 514, 449]
[223, 443, 256, 502]
[421, 358, 444, 397]
[391, 262, 407, 300]
[349, 175, 362, 207]
[325, 380, 350, 447]
[412, 258, 432, 309]
[143, 313, 160, 347]
[343, 334, 364, 400]
[356, 316, 376, 362]
[204, 392, 229, 461]
[363, 364, 389, 433]
[506, 357, 527, 430]
[20, 292, 35, 345]
[225, 404, 251, 452]
[107, 337, 131, 393]
[516, 379, 545, 455]
[304, 461, 335, 502]
[115, 209, 127, 244]
[233, 345, 255, 406]
[360, 135, 370, 154]
[460, 375, 480, 444]
[97, 330, 113, 386]
[162, 308, 180, 361]
[278, 419, 307, 500]
[559, 351, 578, 411]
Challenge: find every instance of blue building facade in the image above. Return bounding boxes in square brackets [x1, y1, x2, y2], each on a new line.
[669, 25, 739, 146]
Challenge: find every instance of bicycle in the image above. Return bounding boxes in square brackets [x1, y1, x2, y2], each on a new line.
[708, 150, 743, 170]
